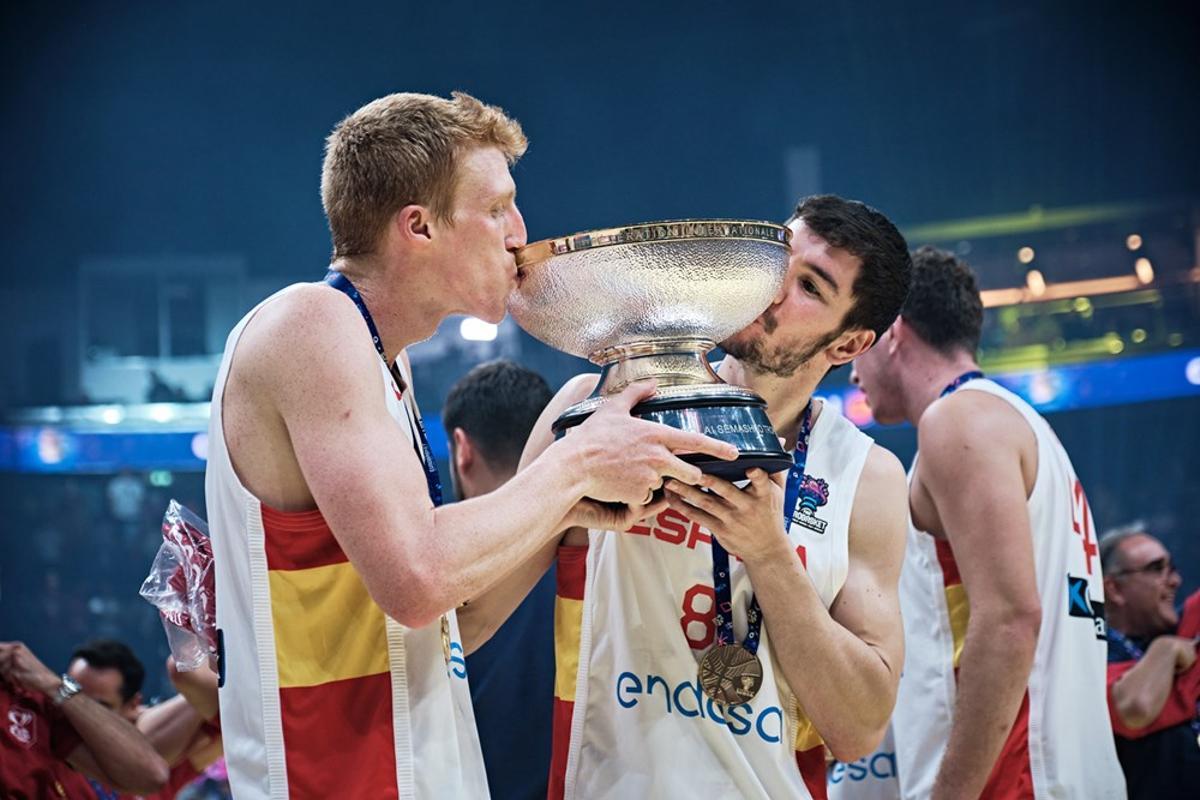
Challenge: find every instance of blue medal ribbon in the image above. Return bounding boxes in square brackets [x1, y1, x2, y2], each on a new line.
[324, 270, 444, 507]
[940, 369, 984, 398]
[710, 402, 813, 656]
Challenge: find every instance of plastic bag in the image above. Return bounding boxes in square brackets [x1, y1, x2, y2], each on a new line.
[139, 500, 216, 671]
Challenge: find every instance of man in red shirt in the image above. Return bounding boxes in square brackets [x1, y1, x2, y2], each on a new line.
[57, 639, 222, 800]
[1101, 523, 1200, 800]
[0, 640, 168, 798]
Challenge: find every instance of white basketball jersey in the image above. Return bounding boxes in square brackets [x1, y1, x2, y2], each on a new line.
[892, 378, 1124, 799]
[207, 285, 488, 799]
[827, 726, 899, 800]
[554, 402, 873, 799]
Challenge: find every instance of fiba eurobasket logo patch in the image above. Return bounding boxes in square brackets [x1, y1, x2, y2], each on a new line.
[793, 475, 830, 533]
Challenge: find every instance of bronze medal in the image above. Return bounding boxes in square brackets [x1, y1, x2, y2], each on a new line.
[698, 643, 764, 705]
[440, 614, 452, 664]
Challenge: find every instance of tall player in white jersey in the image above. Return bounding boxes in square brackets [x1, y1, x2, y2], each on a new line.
[851, 246, 1125, 799]
[503, 195, 914, 798]
[205, 91, 737, 799]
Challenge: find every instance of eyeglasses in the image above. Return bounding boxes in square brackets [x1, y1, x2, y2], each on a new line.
[1112, 556, 1178, 579]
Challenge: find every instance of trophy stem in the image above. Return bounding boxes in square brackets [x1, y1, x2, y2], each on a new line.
[590, 338, 720, 396]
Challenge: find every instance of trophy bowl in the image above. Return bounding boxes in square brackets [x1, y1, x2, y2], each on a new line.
[509, 219, 794, 480]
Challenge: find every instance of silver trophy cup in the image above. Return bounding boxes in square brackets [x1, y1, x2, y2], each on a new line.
[508, 219, 793, 480]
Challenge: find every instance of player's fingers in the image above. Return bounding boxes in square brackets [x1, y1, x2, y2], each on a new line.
[656, 427, 739, 461]
[697, 473, 742, 504]
[664, 493, 723, 532]
[747, 468, 776, 495]
[654, 455, 704, 486]
[664, 480, 727, 515]
[602, 380, 659, 414]
[634, 497, 670, 523]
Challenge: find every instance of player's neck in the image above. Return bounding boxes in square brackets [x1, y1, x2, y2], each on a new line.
[332, 255, 446, 363]
[907, 351, 983, 425]
[462, 464, 510, 500]
[718, 356, 825, 450]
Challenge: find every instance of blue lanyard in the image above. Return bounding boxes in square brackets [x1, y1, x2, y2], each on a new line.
[1109, 626, 1200, 737]
[1109, 627, 1148, 660]
[87, 779, 121, 800]
[323, 270, 444, 507]
[711, 402, 813, 655]
[940, 370, 984, 397]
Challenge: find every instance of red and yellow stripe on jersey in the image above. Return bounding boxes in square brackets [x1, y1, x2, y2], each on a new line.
[934, 538, 969, 669]
[549, 544, 587, 800]
[260, 504, 399, 798]
[933, 536, 1033, 799]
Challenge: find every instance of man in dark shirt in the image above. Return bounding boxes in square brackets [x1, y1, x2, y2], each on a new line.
[1100, 523, 1200, 800]
[444, 359, 555, 800]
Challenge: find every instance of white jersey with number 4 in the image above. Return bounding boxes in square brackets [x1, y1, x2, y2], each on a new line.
[551, 401, 873, 799]
[892, 377, 1124, 799]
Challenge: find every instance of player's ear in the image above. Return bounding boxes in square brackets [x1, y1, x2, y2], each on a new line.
[886, 318, 906, 355]
[452, 427, 474, 474]
[1102, 575, 1124, 608]
[395, 204, 433, 244]
[827, 328, 875, 367]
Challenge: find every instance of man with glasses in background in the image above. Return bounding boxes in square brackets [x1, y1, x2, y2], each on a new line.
[1101, 522, 1200, 799]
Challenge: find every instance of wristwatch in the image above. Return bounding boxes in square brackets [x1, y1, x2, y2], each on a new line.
[53, 674, 82, 706]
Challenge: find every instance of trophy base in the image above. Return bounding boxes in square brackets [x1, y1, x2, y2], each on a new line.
[552, 386, 792, 481]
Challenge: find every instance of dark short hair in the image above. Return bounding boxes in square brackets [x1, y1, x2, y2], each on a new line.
[789, 194, 912, 342]
[70, 639, 145, 702]
[442, 360, 553, 475]
[900, 246, 984, 355]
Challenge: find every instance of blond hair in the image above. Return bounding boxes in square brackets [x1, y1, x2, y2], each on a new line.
[321, 91, 527, 257]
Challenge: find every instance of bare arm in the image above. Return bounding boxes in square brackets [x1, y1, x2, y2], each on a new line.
[458, 373, 670, 653]
[166, 657, 219, 721]
[61, 697, 169, 794]
[0, 642, 169, 794]
[134, 659, 220, 765]
[135, 695, 205, 766]
[1110, 636, 1197, 729]
[254, 291, 734, 628]
[665, 444, 907, 761]
[919, 397, 1042, 800]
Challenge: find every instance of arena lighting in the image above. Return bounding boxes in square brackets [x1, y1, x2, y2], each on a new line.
[100, 406, 125, 425]
[1134, 257, 1154, 284]
[902, 200, 1157, 242]
[1126, 234, 1143, 251]
[1025, 269, 1046, 297]
[147, 404, 178, 424]
[149, 469, 174, 487]
[459, 316, 498, 342]
[1186, 356, 1200, 386]
[1018, 247, 1036, 264]
[36, 428, 65, 465]
[981, 274, 1146, 308]
[191, 432, 209, 461]
[1131, 328, 1148, 344]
